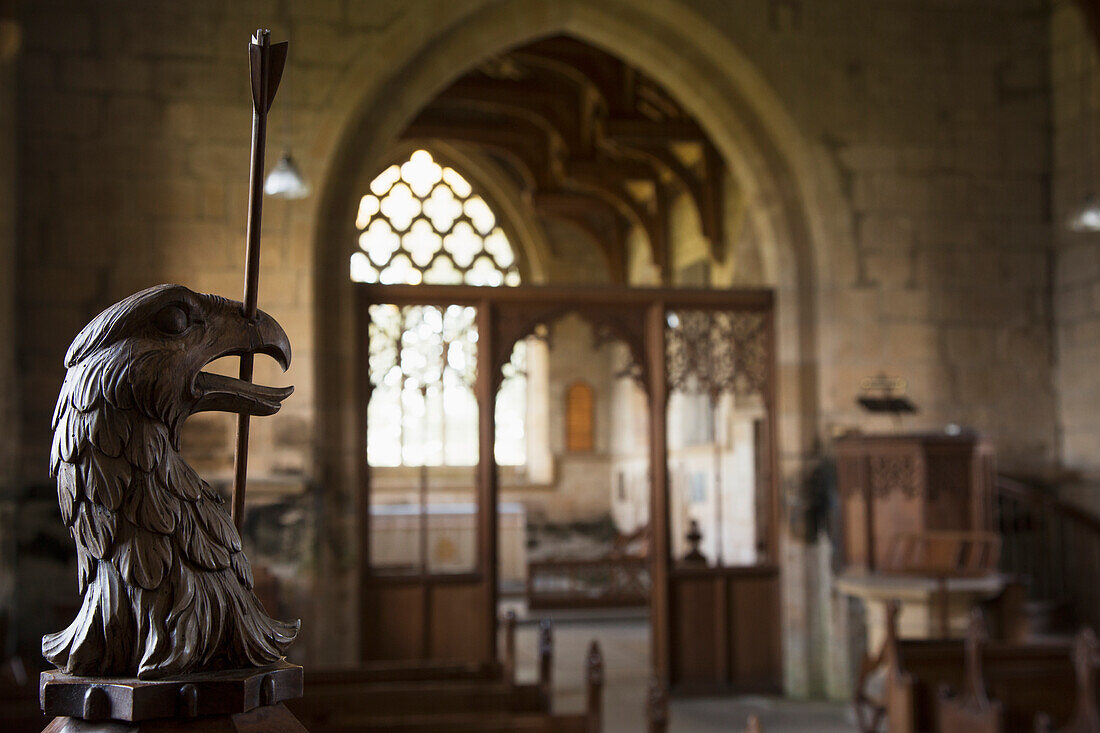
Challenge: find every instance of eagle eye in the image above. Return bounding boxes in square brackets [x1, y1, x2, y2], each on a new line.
[153, 304, 190, 335]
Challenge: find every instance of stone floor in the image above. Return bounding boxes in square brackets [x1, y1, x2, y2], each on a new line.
[509, 611, 855, 732]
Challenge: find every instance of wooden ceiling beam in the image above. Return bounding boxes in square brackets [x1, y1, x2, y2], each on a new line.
[562, 160, 667, 276]
[432, 78, 588, 152]
[401, 120, 553, 190]
[1077, 0, 1100, 55]
[603, 117, 708, 144]
[607, 139, 725, 263]
[534, 190, 630, 283]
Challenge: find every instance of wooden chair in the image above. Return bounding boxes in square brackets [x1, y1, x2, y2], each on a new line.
[936, 609, 1004, 733]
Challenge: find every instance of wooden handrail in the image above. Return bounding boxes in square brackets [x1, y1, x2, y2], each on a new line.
[995, 475, 1100, 537]
[994, 473, 1100, 634]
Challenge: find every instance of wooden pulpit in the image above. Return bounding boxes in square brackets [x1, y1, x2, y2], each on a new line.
[836, 432, 995, 571]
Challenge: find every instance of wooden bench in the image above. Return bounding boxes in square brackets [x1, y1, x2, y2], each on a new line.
[1036, 628, 1100, 733]
[289, 615, 604, 732]
[938, 619, 1100, 733]
[856, 601, 1094, 733]
[526, 557, 649, 610]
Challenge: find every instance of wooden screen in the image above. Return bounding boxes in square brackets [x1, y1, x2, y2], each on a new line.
[354, 284, 779, 698]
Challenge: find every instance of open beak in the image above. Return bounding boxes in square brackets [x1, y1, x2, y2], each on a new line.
[191, 307, 294, 417]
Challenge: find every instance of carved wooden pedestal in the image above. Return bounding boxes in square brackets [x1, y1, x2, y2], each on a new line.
[39, 662, 305, 732]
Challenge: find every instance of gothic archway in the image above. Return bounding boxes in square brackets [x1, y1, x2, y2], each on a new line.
[309, 0, 856, 694]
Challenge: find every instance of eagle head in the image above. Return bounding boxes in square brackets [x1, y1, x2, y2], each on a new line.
[45, 284, 300, 678]
[62, 284, 292, 443]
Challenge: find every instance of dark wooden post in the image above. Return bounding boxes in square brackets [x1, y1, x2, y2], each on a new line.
[502, 610, 517, 684]
[476, 300, 499, 664]
[586, 640, 604, 733]
[646, 301, 672, 688]
[355, 289, 374, 662]
[765, 299, 780, 563]
[538, 619, 553, 704]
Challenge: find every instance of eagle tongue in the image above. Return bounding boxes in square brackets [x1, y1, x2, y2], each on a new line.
[192, 371, 294, 417]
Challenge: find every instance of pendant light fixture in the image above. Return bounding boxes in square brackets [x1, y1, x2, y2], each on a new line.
[264, 26, 310, 200]
[1068, 34, 1100, 232]
[264, 151, 310, 199]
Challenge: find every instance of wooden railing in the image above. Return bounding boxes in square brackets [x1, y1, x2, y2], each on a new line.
[994, 475, 1100, 633]
[526, 557, 650, 610]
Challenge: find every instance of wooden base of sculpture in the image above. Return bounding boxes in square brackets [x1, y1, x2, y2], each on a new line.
[39, 662, 305, 732]
[43, 703, 305, 732]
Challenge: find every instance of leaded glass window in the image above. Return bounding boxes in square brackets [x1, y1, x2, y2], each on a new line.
[350, 150, 521, 287]
[356, 151, 528, 469]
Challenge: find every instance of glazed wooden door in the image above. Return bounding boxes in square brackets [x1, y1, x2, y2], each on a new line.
[658, 301, 782, 694]
[357, 295, 497, 666]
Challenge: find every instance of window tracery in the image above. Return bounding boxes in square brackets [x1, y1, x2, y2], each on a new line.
[350, 149, 521, 287]
[356, 150, 527, 468]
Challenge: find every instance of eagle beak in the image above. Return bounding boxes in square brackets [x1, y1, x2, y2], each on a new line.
[191, 308, 294, 417]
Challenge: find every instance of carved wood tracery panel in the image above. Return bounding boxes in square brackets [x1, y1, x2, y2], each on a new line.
[492, 302, 648, 393]
[868, 454, 921, 499]
[665, 309, 768, 399]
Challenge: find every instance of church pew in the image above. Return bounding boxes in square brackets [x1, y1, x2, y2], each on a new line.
[935, 611, 1004, 733]
[288, 620, 603, 733]
[858, 601, 1091, 733]
[939, 621, 1100, 733]
[1035, 629, 1100, 733]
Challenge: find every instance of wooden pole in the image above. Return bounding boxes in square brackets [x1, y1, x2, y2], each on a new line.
[646, 301, 672, 694]
[476, 300, 500, 663]
[231, 30, 287, 530]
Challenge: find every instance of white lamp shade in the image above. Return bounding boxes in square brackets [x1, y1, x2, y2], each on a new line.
[1069, 194, 1100, 232]
[264, 152, 310, 199]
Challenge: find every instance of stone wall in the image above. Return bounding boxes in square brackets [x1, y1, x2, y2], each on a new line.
[1052, 0, 1100, 491]
[11, 0, 1061, 695]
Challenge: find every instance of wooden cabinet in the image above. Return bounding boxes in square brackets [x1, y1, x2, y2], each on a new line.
[835, 433, 995, 571]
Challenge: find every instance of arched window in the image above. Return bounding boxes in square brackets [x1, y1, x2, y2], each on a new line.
[565, 381, 595, 453]
[354, 150, 528, 467]
[350, 149, 521, 286]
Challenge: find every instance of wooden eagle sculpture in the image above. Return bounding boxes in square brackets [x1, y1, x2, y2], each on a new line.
[42, 284, 300, 679]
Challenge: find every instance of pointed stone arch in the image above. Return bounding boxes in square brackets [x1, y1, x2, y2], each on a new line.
[307, 0, 857, 694]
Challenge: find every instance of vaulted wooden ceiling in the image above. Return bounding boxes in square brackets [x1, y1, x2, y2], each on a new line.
[399, 36, 729, 284]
